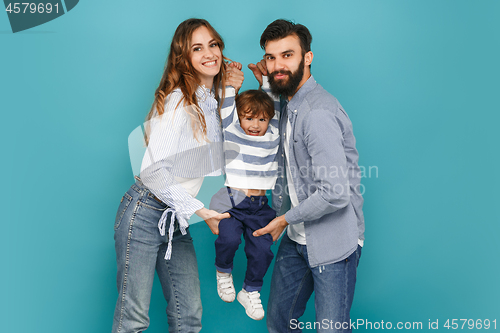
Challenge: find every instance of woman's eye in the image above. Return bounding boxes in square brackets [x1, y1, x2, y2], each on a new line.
[210, 43, 218, 48]
[193, 47, 201, 52]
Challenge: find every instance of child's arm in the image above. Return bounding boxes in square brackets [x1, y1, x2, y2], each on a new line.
[220, 85, 237, 130]
[248, 60, 280, 121]
[226, 61, 244, 94]
[220, 62, 243, 130]
[261, 76, 280, 123]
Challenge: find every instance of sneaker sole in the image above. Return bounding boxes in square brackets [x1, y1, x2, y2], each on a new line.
[237, 293, 264, 320]
[218, 292, 235, 303]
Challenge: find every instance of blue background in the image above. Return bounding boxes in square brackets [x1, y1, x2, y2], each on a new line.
[1, 0, 499, 332]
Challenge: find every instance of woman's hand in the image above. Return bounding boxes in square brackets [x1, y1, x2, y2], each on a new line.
[195, 207, 230, 235]
[225, 61, 244, 93]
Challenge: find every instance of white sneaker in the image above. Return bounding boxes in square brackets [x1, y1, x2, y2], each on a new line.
[216, 271, 235, 302]
[237, 289, 265, 320]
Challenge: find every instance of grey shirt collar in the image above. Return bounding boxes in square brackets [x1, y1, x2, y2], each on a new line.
[286, 75, 317, 112]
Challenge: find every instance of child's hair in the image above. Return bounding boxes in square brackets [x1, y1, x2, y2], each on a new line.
[235, 90, 275, 119]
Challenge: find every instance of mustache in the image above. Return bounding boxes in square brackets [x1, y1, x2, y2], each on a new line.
[270, 70, 292, 77]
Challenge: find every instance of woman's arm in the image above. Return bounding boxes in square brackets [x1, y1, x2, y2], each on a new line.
[195, 208, 230, 235]
[140, 91, 204, 220]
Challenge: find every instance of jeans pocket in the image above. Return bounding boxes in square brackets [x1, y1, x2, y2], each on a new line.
[114, 192, 133, 230]
[138, 194, 167, 211]
[356, 245, 362, 266]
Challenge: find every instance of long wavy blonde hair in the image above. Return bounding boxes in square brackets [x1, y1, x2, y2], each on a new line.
[145, 18, 227, 143]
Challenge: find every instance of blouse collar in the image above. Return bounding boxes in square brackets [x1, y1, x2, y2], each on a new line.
[195, 84, 215, 102]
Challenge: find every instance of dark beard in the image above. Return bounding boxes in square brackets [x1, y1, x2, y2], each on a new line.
[268, 57, 305, 98]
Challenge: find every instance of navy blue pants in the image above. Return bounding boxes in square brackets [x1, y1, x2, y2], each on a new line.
[210, 187, 276, 292]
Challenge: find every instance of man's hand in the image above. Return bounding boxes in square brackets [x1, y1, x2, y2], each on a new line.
[225, 61, 244, 93]
[253, 214, 288, 242]
[196, 207, 230, 235]
[248, 59, 267, 86]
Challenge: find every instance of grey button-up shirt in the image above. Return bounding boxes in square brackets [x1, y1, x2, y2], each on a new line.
[272, 75, 365, 267]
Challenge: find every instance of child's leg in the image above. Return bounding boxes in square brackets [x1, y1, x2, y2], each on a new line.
[215, 215, 244, 272]
[242, 227, 274, 291]
[241, 202, 276, 291]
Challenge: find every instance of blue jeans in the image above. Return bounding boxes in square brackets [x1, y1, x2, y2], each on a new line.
[267, 233, 361, 333]
[112, 180, 202, 333]
[211, 187, 275, 291]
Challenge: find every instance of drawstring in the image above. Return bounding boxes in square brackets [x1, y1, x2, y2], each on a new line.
[133, 177, 188, 260]
[158, 208, 188, 260]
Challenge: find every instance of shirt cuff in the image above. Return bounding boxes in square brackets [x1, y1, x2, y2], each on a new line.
[284, 208, 301, 225]
[177, 197, 204, 220]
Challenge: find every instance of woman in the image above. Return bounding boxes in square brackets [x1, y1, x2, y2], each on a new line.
[112, 18, 243, 333]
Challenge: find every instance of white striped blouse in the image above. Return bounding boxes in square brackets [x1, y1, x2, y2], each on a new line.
[140, 85, 224, 259]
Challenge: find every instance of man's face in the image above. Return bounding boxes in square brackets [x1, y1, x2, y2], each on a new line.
[265, 34, 309, 98]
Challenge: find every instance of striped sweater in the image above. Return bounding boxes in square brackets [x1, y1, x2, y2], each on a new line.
[220, 77, 280, 190]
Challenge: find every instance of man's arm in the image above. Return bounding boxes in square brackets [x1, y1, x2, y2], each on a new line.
[253, 214, 288, 242]
[284, 107, 351, 224]
[248, 59, 267, 87]
[255, 106, 352, 240]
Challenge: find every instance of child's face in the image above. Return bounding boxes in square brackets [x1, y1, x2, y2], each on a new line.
[238, 111, 270, 136]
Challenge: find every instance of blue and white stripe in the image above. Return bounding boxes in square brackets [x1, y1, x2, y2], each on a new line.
[221, 76, 280, 190]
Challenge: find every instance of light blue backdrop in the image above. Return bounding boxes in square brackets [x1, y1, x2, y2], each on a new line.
[1, 0, 499, 332]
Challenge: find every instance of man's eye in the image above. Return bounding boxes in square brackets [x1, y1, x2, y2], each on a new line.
[284, 53, 291, 58]
[266, 56, 274, 60]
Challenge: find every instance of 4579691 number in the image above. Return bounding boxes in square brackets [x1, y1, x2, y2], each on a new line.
[444, 319, 496, 330]
[5, 3, 59, 14]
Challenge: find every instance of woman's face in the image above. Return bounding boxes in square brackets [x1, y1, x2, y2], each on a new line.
[189, 26, 222, 90]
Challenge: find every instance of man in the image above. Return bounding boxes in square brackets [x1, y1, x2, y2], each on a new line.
[249, 19, 365, 332]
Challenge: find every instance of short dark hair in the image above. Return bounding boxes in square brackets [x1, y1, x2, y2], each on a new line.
[260, 19, 312, 55]
[236, 90, 275, 119]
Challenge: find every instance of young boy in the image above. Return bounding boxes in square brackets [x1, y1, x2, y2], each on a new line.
[210, 76, 279, 320]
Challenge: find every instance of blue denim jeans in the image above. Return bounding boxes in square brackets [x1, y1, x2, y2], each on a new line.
[210, 187, 275, 291]
[112, 180, 202, 333]
[267, 233, 361, 333]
